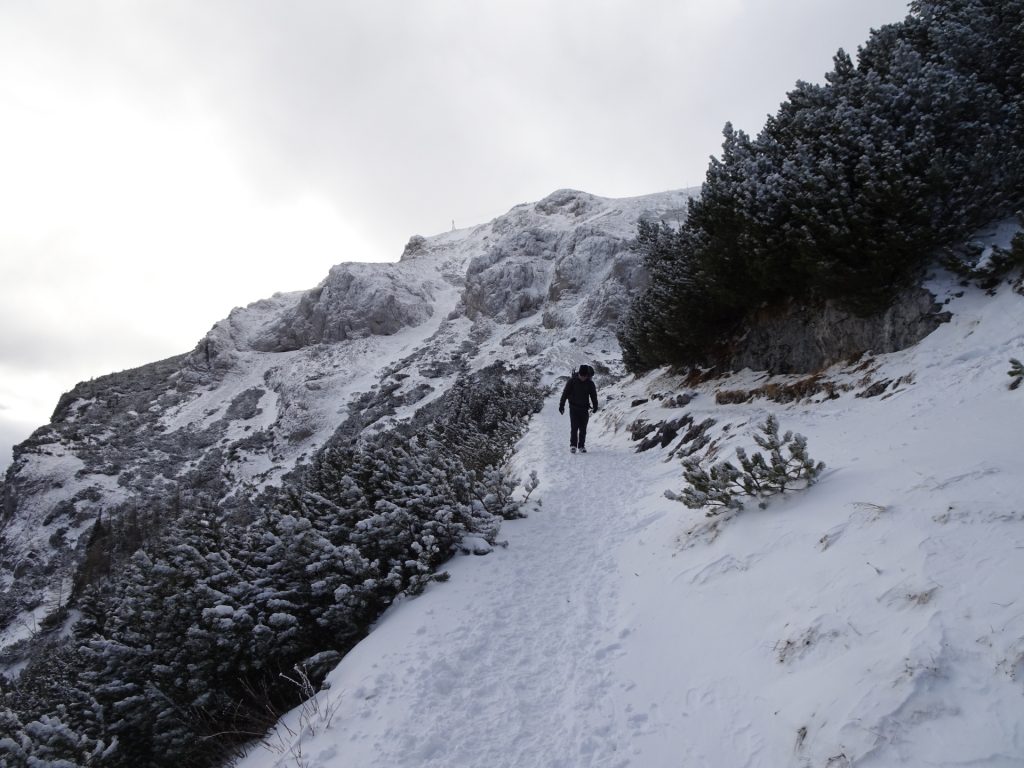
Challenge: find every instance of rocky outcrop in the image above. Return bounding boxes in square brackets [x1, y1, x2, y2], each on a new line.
[463, 224, 557, 323]
[728, 287, 952, 373]
[255, 264, 436, 351]
[197, 264, 437, 362]
[462, 189, 684, 331]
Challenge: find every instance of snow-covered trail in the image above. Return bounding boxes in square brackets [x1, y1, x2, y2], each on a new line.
[240, 274, 1024, 768]
[245, 396, 666, 768]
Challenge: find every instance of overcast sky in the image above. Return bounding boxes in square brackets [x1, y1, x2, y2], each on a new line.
[0, 0, 909, 471]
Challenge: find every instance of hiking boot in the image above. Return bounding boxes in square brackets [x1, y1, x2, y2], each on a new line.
[579, 446, 587, 453]
[570, 446, 577, 454]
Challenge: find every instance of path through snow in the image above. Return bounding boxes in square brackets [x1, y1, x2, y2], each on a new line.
[244, 396, 668, 768]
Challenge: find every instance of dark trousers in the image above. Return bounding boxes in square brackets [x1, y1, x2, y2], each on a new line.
[569, 406, 590, 448]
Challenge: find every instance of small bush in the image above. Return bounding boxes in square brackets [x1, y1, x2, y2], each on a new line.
[666, 415, 824, 515]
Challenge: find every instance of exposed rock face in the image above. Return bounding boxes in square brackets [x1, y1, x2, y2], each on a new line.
[194, 264, 438, 369]
[463, 227, 556, 323]
[462, 189, 681, 331]
[728, 287, 952, 373]
[255, 264, 436, 351]
[0, 354, 195, 626]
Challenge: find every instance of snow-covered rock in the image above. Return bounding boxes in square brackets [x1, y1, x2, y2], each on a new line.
[215, 263, 437, 355]
[462, 189, 678, 332]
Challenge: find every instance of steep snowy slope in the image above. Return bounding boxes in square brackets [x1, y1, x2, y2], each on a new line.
[0, 188, 692, 660]
[236, 263, 1024, 767]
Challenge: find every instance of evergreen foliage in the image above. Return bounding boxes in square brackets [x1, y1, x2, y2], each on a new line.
[666, 415, 825, 514]
[0, 706, 115, 767]
[3, 364, 544, 767]
[1009, 358, 1024, 390]
[1, 646, 114, 767]
[621, 0, 1024, 371]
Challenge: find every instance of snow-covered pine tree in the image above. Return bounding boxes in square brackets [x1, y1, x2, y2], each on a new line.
[620, 0, 1024, 372]
[0, 645, 112, 765]
[0, 707, 115, 767]
[744, 414, 825, 495]
[670, 456, 745, 513]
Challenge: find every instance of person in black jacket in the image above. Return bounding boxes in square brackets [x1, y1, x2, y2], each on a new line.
[559, 364, 598, 453]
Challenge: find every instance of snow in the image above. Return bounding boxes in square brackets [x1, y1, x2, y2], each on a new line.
[235, 268, 1024, 768]
[0, 449, 110, 564]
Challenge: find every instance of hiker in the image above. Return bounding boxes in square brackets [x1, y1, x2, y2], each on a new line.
[559, 364, 599, 453]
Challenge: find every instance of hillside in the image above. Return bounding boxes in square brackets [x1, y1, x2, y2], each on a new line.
[236, 258, 1024, 767]
[0, 188, 691, 660]
[1, 186, 1021, 766]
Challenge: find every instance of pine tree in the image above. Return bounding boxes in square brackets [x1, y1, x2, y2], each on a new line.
[667, 415, 825, 514]
[621, 0, 1024, 371]
[0, 706, 115, 767]
[3, 364, 546, 768]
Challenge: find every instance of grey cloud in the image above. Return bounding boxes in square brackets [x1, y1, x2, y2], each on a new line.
[188, 0, 908, 242]
[3, 0, 908, 255]
[0, 309, 187, 379]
